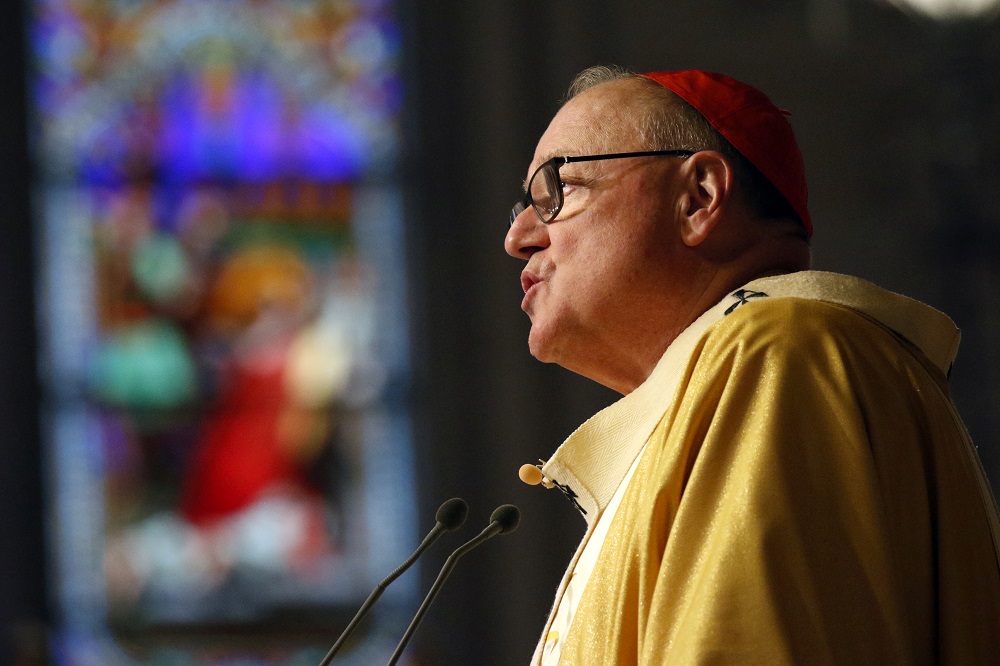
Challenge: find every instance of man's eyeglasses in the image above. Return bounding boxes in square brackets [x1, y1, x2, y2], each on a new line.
[509, 150, 695, 226]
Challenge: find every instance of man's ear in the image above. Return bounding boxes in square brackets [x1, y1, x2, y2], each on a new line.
[678, 151, 732, 247]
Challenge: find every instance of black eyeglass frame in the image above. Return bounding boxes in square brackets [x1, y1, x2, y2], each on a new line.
[509, 149, 696, 226]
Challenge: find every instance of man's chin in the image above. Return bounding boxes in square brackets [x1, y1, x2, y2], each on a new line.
[527, 326, 560, 364]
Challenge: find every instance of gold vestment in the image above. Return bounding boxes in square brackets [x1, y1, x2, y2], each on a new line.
[531, 272, 1000, 665]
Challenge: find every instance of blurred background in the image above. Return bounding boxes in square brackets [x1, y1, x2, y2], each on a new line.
[1, 0, 997, 664]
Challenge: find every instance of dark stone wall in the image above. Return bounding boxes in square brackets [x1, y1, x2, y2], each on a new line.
[0, 2, 47, 663]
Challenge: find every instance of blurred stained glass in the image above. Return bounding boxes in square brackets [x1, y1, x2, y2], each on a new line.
[32, 1, 416, 663]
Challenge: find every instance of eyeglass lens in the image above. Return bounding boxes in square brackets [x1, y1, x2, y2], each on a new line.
[510, 161, 561, 226]
[529, 161, 561, 223]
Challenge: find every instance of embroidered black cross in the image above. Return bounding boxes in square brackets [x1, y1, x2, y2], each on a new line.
[724, 289, 768, 315]
[551, 479, 587, 516]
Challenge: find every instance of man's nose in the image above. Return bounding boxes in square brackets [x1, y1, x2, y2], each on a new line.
[505, 208, 550, 260]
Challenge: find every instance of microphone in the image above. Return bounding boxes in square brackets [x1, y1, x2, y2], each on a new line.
[386, 504, 521, 666]
[318, 497, 468, 666]
[518, 463, 544, 485]
[519, 462, 553, 488]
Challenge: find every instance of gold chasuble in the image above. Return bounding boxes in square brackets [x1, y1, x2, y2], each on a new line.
[528, 271, 1000, 665]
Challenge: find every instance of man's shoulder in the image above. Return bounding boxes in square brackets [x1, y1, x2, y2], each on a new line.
[693, 295, 927, 377]
[708, 295, 886, 349]
[712, 271, 960, 375]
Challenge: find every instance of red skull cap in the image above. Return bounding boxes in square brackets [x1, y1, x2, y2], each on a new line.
[641, 70, 811, 235]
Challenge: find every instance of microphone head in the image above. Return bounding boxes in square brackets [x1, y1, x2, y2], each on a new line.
[518, 463, 543, 486]
[490, 504, 521, 534]
[435, 497, 469, 531]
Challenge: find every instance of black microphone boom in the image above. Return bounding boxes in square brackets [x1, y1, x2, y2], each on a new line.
[387, 504, 521, 666]
[318, 497, 468, 666]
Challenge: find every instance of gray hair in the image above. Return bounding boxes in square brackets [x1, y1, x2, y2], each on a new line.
[564, 65, 801, 229]
[565, 66, 724, 155]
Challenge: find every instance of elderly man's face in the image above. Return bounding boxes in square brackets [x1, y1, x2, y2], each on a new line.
[505, 80, 692, 390]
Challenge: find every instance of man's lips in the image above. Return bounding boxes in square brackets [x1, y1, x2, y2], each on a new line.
[520, 269, 541, 294]
[520, 269, 543, 310]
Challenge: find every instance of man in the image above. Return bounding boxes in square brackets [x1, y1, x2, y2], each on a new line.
[506, 66, 1000, 664]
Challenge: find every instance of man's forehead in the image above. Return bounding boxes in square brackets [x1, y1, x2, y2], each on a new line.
[529, 79, 643, 170]
[533, 115, 599, 162]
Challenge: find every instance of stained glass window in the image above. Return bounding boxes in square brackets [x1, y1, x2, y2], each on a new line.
[31, 1, 416, 662]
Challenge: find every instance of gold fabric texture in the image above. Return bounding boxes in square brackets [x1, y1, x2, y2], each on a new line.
[550, 297, 1000, 664]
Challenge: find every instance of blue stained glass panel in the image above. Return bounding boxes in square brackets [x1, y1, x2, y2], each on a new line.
[31, 1, 416, 663]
